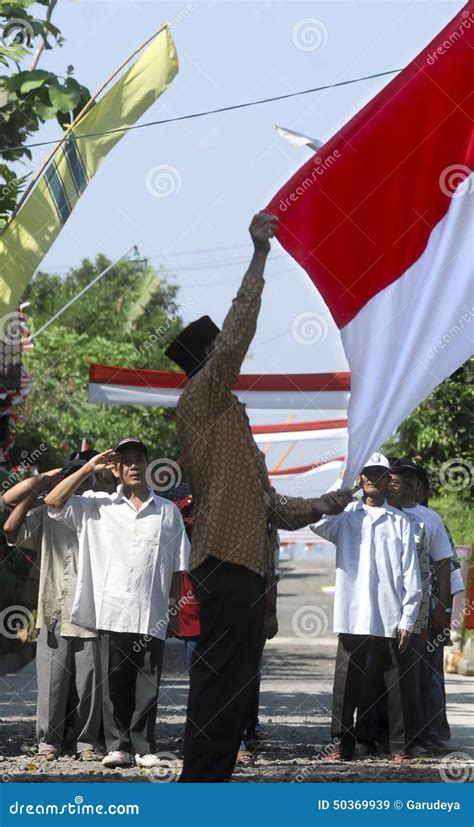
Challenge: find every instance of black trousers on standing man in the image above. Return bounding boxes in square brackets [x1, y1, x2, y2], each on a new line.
[179, 556, 266, 782]
[332, 633, 415, 758]
[100, 631, 164, 756]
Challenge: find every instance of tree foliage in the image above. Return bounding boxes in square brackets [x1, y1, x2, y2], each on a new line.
[13, 256, 184, 466]
[0, 0, 90, 225]
[384, 359, 473, 503]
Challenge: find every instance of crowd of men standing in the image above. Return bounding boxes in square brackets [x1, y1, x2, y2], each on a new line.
[1, 213, 465, 781]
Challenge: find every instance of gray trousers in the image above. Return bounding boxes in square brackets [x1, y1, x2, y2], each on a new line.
[36, 621, 102, 754]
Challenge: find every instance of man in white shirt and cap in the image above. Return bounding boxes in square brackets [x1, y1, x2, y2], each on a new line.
[46, 438, 190, 770]
[311, 453, 422, 763]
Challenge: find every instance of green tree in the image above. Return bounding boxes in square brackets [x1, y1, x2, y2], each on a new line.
[0, 0, 90, 225]
[13, 257, 185, 465]
[383, 359, 473, 503]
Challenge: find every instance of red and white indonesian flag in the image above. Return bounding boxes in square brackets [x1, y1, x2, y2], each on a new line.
[88, 363, 350, 410]
[266, 3, 474, 484]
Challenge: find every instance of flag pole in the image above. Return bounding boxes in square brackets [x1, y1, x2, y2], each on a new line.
[29, 247, 135, 341]
[2, 24, 168, 233]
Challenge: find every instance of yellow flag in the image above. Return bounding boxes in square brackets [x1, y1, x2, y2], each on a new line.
[0, 25, 178, 316]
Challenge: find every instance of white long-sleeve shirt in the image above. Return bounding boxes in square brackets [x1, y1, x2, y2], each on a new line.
[48, 486, 190, 639]
[311, 499, 421, 637]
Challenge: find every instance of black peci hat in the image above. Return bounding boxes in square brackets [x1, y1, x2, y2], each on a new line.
[165, 316, 221, 376]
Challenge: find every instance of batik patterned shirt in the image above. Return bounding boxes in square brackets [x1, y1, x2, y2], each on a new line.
[176, 260, 324, 577]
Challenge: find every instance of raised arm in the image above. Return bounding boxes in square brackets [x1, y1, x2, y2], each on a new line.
[204, 213, 278, 390]
[2, 468, 62, 508]
[45, 450, 117, 510]
[4, 491, 37, 539]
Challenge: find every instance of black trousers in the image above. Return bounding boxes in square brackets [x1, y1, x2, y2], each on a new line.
[180, 557, 266, 782]
[332, 634, 415, 757]
[99, 631, 164, 756]
[355, 633, 422, 751]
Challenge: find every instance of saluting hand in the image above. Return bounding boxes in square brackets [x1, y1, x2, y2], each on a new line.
[87, 450, 120, 473]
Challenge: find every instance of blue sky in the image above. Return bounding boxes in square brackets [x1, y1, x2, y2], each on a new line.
[29, 0, 463, 399]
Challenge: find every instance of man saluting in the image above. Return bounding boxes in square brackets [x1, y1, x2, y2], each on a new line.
[165, 212, 353, 782]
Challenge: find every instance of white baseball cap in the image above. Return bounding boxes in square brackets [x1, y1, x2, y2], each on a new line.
[361, 452, 391, 472]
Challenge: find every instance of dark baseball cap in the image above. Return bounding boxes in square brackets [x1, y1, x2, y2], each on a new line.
[113, 438, 148, 458]
[61, 458, 88, 478]
[390, 457, 420, 474]
[69, 449, 99, 462]
[391, 457, 431, 491]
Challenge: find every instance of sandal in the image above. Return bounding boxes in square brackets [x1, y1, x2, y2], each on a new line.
[391, 753, 411, 764]
[77, 750, 105, 762]
[324, 748, 352, 762]
[35, 751, 58, 762]
[236, 740, 254, 763]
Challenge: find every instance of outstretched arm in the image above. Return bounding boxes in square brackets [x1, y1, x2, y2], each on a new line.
[204, 213, 278, 390]
[271, 489, 353, 531]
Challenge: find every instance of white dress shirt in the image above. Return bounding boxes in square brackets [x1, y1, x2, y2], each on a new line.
[49, 486, 190, 639]
[311, 499, 421, 637]
[402, 504, 452, 562]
